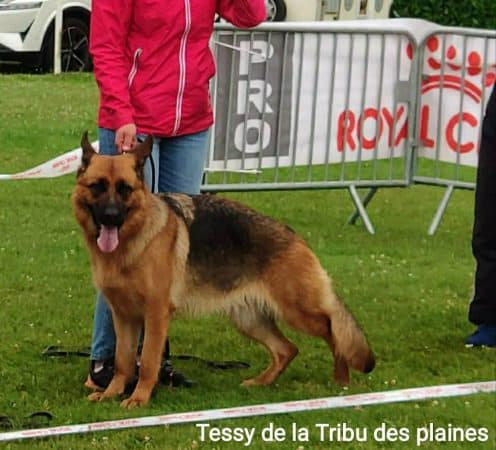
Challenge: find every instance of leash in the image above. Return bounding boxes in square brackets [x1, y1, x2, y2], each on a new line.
[34, 345, 248, 424]
[0, 412, 53, 431]
[173, 354, 249, 370]
[41, 345, 91, 358]
[41, 345, 250, 370]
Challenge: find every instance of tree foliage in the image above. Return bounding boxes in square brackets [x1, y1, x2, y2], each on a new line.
[392, 0, 496, 29]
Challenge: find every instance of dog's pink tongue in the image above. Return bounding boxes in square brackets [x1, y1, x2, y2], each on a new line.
[97, 226, 119, 253]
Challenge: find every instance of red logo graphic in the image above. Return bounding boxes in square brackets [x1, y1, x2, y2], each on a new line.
[336, 35, 496, 155]
[408, 36, 496, 153]
[407, 37, 496, 104]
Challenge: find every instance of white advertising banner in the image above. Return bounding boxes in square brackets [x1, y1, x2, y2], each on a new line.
[288, 32, 413, 166]
[213, 27, 414, 171]
[212, 20, 496, 172]
[415, 33, 496, 167]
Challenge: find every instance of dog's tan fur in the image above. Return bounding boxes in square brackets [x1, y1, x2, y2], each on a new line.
[72, 133, 375, 408]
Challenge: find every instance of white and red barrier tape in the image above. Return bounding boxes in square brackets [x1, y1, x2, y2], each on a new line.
[0, 144, 97, 181]
[0, 144, 258, 180]
[0, 381, 493, 442]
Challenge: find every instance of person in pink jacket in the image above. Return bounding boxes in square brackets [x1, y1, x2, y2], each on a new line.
[85, 0, 267, 391]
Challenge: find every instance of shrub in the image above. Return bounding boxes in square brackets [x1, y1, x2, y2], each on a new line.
[392, 0, 496, 29]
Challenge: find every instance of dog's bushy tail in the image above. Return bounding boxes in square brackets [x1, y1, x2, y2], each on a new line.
[326, 292, 375, 381]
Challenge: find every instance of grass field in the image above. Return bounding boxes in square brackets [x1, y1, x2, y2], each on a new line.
[0, 74, 494, 449]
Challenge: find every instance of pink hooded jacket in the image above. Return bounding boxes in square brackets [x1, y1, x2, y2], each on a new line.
[90, 0, 266, 137]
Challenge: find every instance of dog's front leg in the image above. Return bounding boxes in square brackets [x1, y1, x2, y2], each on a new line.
[89, 314, 140, 403]
[120, 307, 170, 409]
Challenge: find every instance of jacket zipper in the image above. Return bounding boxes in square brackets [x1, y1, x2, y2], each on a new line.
[172, 0, 192, 135]
[128, 48, 143, 88]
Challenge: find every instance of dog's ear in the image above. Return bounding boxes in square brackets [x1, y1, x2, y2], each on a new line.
[134, 135, 153, 163]
[133, 135, 154, 181]
[78, 130, 97, 176]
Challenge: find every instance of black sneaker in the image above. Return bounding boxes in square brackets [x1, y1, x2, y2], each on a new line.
[86, 359, 138, 395]
[86, 358, 192, 391]
[87, 358, 115, 390]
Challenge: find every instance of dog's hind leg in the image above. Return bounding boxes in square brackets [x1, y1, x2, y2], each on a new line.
[323, 326, 351, 385]
[280, 308, 351, 385]
[229, 306, 298, 386]
[266, 247, 374, 385]
[275, 291, 373, 385]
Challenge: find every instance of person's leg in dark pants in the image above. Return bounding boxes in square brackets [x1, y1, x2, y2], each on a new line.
[467, 85, 496, 346]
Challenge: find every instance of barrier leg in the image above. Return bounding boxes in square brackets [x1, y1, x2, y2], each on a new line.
[428, 184, 454, 236]
[347, 185, 375, 234]
[347, 187, 379, 225]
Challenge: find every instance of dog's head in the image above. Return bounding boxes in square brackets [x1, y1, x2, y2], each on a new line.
[72, 131, 153, 253]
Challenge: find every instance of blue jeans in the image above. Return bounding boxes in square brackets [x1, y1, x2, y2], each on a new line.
[91, 127, 209, 360]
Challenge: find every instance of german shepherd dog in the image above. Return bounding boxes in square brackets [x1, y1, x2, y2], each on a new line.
[72, 132, 375, 408]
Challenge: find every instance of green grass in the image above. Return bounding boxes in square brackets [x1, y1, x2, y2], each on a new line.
[0, 74, 494, 449]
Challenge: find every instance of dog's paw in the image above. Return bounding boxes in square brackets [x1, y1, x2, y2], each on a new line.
[88, 392, 106, 402]
[241, 374, 275, 386]
[241, 378, 259, 387]
[120, 395, 149, 409]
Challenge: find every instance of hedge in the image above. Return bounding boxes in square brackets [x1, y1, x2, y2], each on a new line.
[392, 0, 496, 30]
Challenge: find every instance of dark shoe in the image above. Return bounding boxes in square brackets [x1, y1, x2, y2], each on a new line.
[86, 358, 192, 391]
[465, 325, 496, 347]
[159, 359, 193, 388]
[86, 359, 138, 395]
[86, 358, 115, 390]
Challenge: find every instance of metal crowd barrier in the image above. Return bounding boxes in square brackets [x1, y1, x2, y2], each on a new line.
[203, 21, 421, 234]
[412, 27, 496, 234]
[202, 21, 495, 234]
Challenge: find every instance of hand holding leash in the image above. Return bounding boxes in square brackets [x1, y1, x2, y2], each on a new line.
[115, 123, 137, 153]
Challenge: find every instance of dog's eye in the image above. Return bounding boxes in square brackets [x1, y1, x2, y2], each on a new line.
[116, 180, 133, 199]
[88, 179, 107, 196]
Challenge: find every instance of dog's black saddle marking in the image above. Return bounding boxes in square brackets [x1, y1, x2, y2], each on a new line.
[190, 195, 294, 290]
[157, 193, 296, 291]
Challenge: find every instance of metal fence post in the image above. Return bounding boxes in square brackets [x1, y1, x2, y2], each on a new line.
[54, 0, 63, 74]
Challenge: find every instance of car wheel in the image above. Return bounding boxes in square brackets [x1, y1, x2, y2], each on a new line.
[265, 0, 287, 22]
[41, 17, 91, 73]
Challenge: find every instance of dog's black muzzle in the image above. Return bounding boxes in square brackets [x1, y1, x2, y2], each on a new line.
[91, 201, 127, 229]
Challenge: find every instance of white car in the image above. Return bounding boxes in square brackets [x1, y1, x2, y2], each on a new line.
[0, 0, 288, 72]
[266, 0, 287, 21]
[0, 0, 87, 72]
